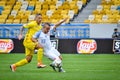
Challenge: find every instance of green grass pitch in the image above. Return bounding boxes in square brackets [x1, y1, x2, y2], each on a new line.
[0, 53, 120, 80]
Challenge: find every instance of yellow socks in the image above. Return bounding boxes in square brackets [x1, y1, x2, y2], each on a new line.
[37, 49, 43, 64]
[14, 59, 28, 67]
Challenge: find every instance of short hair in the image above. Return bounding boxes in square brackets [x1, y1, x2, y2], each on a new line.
[114, 28, 118, 31]
[44, 22, 51, 27]
[35, 13, 42, 18]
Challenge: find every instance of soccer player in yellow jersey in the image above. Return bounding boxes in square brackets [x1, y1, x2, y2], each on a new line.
[10, 14, 46, 72]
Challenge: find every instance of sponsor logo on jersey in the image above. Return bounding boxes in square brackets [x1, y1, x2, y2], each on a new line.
[77, 39, 97, 54]
[0, 39, 14, 53]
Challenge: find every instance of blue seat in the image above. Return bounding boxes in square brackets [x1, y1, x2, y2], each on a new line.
[117, 6, 120, 11]
[0, 10, 2, 15]
[27, 6, 34, 11]
[0, 6, 4, 11]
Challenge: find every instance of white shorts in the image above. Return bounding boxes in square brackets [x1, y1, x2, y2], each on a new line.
[44, 47, 61, 60]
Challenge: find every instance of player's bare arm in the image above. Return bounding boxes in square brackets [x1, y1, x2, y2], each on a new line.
[18, 26, 24, 40]
[54, 17, 68, 30]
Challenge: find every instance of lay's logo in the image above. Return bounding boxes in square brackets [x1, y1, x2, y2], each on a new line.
[0, 39, 14, 53]
[77, 39, 97, 54]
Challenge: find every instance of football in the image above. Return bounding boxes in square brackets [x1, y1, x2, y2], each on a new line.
[54, 59, 61, 68]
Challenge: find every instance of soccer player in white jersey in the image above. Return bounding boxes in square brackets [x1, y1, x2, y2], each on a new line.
[32, 18, 68, 72]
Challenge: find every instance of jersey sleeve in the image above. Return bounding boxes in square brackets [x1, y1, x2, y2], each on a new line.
[33, 31, 41, 39]
[23, 21, 34, 28]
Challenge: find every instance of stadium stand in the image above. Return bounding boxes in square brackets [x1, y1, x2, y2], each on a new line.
[84, 0, 120, 23]
[0, 0, 91, 24]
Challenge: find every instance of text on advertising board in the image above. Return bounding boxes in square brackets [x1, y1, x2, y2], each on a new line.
[0, 39, 14, 53]
[77, 39, 97, 54]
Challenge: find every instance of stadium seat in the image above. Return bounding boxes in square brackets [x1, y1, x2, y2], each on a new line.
[56, 1, 63, 9]
[114, 15, 120, 21]
[29, 15, 35, 22]
[49, 1, 56, 5]
[29, 1, 35, 6]
[21, 15, 28, 20]
[21, 19, 28, 23]
[0, 1, 6, 6]
[0, 0, 73, 24]
[13, 5, 21, 11]
[42, 4, 49, 10]
[112, 10, 119, 15]
[2, 10, 10, 15]
[105, 10, 112, 15]
[0, 14, 8, 19]
[117, 6, 120, 11]
[4, 5, 12, 11]
[41, 10, 47, 15]
[110, 5, 117, 11]
[92, 10, 99, 15]
[72, 6, 79, 14]
[36, 1, 42, 5]
[68, 10, 74, 20]
[16, 1, 22, 6]
[61, 10, 68, 15]
[113, 0, 120, 6]
[21, 5, 28, 11]
[87, 0, 120, 23]
[6, 1, 15, 6]
[18, 10, 25, 17]
[103, 5, 111, 10]
[88, 15, 95, 22]
[0, 18, 6, 24]
[118, 20, 120, 24]
[95, 15, 102, 20]
[84, 19, 90, 23]
[32, 10, 40, 15]
[102, 15, 109, 23]
[82, 0, 87, 5]
[38, 0, 45, 3]
[50, 5, 56, 11]
[27, 6, 34, 11]
[77, 1, 83, 10]
[8, 15, 14, 19]
[11, 10, 17, 17]
[97, 5, 103, 12]
[6, 19, 13, 24]
[13, 19, 20, 24]
[22, 1, 28, 6]
[15, 15, 21, 19]
[24, 11, 31, 17]
[0, 6, 4, 11]
[46, 10, 53, 18]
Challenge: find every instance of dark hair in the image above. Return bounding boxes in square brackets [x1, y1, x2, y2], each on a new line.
[35, 13, 42, 17]
[114, 28, 118, 31]
[44, 22, 51, 26]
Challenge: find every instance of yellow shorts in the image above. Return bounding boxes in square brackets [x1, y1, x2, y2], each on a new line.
[25, 47, 34, 56]
[23, 41, 37, 56]
[23, 41, 43, 56]
[23, 41, 36, 50]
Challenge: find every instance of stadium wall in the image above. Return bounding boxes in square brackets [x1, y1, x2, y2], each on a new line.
[10, 39, 114, 54]
[0, 24, 117, 54]
[0, 24, 118, 39]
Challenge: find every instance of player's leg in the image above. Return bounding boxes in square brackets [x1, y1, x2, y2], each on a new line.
[10, 48, 34, 72]
[52, 48, 62, 60]
[51, 48, 65, 72]
[44, 52, 61, 71]
[44, 50, 64, 72]
[37, 48, 46, 68]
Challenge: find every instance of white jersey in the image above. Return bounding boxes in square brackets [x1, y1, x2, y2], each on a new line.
[33, 26, 54, 53]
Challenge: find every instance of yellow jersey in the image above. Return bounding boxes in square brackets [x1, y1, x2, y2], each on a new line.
[23, 21, 42, 44]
